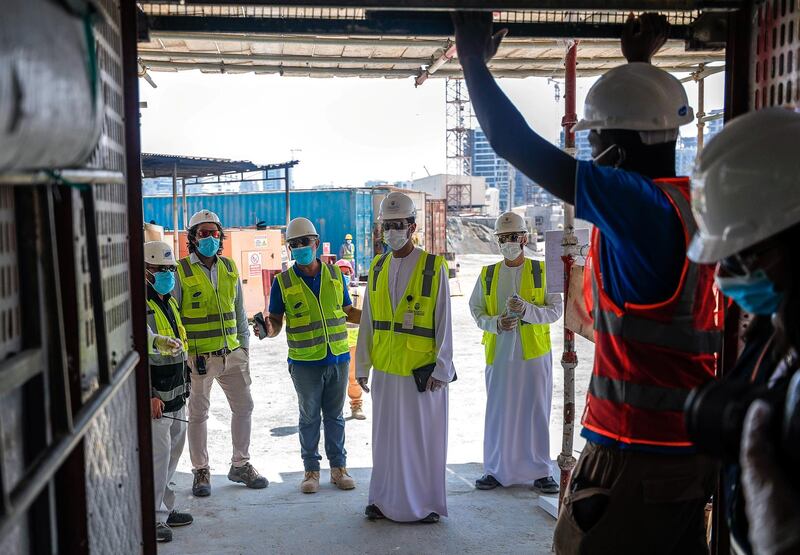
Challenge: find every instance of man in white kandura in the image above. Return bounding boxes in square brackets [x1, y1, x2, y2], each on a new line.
[355, 191, 455, 524]
[470, 212, 563, 494]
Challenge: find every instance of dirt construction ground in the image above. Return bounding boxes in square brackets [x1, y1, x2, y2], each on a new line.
[159, 254, 594, 555]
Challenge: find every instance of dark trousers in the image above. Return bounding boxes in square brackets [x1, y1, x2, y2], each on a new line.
[554, 441, 718, 555]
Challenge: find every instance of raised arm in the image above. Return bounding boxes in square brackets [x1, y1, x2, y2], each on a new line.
[453, 11, 577, 203]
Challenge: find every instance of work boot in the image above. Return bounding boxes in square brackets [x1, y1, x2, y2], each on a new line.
[228, 462, 268, 489]
[330, 467, 356, 490]
[192, 468, 211, 497]
[301, 471, 320, 494]
[365, 504, 385, 520]
[166, 510, 193, 527]
[156, 522, 172, 543]
[475, 474, 501, 490]
[533, 476, 560, 495]
[350, 406, 366, 420]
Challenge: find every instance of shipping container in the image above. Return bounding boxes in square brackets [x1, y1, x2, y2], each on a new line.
[425, 198, 447, 256]
[144, 188, 374, 276]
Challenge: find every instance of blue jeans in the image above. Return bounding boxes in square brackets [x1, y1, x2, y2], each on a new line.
[288, 362, 349, 471]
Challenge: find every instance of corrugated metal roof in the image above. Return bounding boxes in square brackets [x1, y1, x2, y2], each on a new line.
[137, 4, 723, 79]
[141, 153, 297, 178]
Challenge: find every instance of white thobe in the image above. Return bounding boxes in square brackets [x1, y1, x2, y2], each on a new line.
[469, 260, 563, 486]
[356, 248, 455, 522]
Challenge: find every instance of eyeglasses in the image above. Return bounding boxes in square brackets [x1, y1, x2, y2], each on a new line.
[147, 266, 176, 274]
[288, 236, 315, 249]
[718, 242, 779, 278]
[497, 233, 524, 244]
[196, 229, 221, 239]
[382, 221, 409, 232]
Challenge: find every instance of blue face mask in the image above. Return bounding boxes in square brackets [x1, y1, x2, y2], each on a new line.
[197, 236, 220, 257]
[343, 275, 351, 287]
[715, 270, 784, 315]
[151, 271, 175, 295]
[292, 245, 316, 266]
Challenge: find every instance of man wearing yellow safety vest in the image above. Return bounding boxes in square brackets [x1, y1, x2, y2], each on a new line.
[338, 233, 355, 263]
[355, 192, 456, 524]
[144, 241, 193, 543]
[175, 210, 267, 498]
[257, 217, 361, 494]
[468, 212, 563, 494]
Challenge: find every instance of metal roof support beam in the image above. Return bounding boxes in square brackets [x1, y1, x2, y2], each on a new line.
[146, 14, 693, 40]
[139, 59, 711, 77]
[182, 0, 738, 10]
[138, 50, 724, 67]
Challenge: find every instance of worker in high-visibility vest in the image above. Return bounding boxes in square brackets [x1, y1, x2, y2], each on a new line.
[455, 12, 721, 553]
[176, 210, 267, 498]
[469, 212, 563, 494]
[257, 217, 361, 494]
[355, 192, 456, 524]
[687, 109, 800, 555]
[338, 233, 355, 262]
[335, 258, 366, 421]
[144, 241, 193, 543]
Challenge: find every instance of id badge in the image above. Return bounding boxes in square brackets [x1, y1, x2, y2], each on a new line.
[402, 311, 415, 330]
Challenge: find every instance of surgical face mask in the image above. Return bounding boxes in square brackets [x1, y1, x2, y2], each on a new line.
[346, 239, 352, 245]
[385, 229, 409, 251]
[715, 270, 784, 315]
[292, 245, 315, 266]
[196, 236, 220, 257]
[500, 241, 523, 261]
[150, 270, 176, 295]
[592, 144, 625, 168]
[343, 275, 351, 287]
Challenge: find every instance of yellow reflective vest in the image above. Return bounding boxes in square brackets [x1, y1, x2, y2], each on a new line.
[481, 258, 551, 365]
[176, 256, 240, 354]
[277, 262, 350, 361]
[146, 295, 188, 365]
[368, 251, 446, 376]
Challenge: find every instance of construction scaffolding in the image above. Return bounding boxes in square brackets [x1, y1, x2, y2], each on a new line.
[445, 77, 473, 213]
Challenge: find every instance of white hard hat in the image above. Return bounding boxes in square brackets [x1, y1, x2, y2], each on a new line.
[494, 211, 527, 235]
[379, 192, 416, 220]
[286, 217, 318, 241]
[688, 107, 800, 264]
[573, 63, 693, 144]
[143, 241, 176, 266]
[188, 209, 221, 229]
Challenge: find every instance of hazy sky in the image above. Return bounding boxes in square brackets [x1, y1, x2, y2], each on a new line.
[139, 68, 725, 188]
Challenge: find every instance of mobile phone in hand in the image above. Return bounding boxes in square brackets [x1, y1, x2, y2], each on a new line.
[254, 312, 268, 339]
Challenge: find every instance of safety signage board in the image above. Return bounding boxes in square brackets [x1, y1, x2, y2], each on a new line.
[248, 251, 262, 276]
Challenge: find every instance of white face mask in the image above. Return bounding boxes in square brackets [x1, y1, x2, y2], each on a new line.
[385, 229, 409, 251]
[500, 241, 523, 261]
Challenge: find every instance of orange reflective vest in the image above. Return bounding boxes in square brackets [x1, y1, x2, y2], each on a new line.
[582, 177, 723, 448]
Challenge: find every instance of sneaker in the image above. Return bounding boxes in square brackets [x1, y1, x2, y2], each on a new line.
[533, 476, 560, 495]
[330, 467, 356, 490]
[419, 512, 440, 524]
[475, 474, 501, 490]
[301, 471, 320, 494]
[228, 462, 268, 489]
[156, 522, 172, 543]
[350, 406, 366, 420]
[192, 468, 211, 497]
[166, 510, 193, 527]
[364, 504, 385, 520]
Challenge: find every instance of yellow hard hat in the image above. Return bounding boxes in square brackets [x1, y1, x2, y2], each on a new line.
[345, 233, 353, 240]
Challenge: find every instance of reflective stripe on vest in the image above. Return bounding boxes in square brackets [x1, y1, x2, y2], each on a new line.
[368, 251, 444, 376]
[583, 177, 722, 447]
[176, 256, 240, 354]
[147, 296, 188, 366]
[480, 259, 551, 365]
[277, 262, 350, 361]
